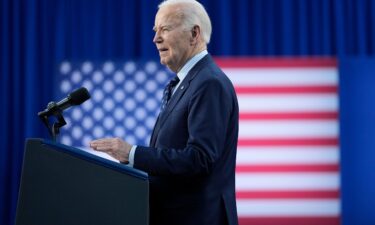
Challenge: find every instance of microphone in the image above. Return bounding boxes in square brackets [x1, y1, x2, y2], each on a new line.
[38, 87, 91, 117]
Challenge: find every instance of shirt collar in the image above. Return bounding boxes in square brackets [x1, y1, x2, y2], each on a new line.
[176, 50, 208, 82]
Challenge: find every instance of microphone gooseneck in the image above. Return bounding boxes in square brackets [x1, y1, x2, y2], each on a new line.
[38, 87, 91, 141]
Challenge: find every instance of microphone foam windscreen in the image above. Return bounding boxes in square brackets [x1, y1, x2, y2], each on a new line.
[69, 87, 91, 105]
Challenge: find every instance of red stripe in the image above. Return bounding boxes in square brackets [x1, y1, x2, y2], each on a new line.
[239, 112, 338, 120]
[235, 85, 337, 94]
[239, 217, 340, 225]
[236, 164, 339, 173]
[238, 138, 338, 146]
[214, 57, 337, 68]
[236, 190, 340, 199]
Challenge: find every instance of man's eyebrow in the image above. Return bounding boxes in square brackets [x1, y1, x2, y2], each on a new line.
[153, 25, 173, 32]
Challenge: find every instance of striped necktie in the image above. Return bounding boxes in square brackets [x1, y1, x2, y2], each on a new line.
[160, 76, 180, 112]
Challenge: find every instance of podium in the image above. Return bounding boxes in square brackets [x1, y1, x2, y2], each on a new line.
[15, 139, 149, 225]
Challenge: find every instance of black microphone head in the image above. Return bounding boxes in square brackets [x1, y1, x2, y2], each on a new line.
[69, 87, 91, 105]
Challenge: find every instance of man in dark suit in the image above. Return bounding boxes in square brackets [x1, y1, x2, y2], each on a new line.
[90, 0, 239, 224]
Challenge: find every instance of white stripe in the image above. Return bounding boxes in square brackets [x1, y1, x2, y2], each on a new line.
[237, 199, 340, 216]
[236, 173, 339, 190]
[238, 94, 338, 112]
[239, 120, 338, 138]
[224, 68, 338, 86]
[236, 147, 339, 165]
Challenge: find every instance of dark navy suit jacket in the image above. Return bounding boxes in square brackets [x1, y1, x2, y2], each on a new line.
[134, 55, 239, 225]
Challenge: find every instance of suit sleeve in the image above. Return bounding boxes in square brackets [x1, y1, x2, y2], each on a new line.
[134, 77, 233, 176]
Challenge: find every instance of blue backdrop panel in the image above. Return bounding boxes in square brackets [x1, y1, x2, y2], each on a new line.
[340, 58, 375, 225]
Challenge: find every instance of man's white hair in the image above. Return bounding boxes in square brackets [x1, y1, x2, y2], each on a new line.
[158, 0, 212, 44]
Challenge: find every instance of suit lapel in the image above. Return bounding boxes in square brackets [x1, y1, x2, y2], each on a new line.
[150, 79, 190, 147]
[150, 55, 212, 147]
[149, 81, 189, 147]
[158, 80, 190, 126]
[149, 115, 160, 146]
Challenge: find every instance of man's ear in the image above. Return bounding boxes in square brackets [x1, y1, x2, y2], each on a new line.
[190, 25, 201, 44]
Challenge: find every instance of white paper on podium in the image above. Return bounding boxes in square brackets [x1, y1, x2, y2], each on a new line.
[79, 147, 120, 163]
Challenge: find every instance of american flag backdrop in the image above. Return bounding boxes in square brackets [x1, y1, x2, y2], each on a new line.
[56, 58, 340, 225]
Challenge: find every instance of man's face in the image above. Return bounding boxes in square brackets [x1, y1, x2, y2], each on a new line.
[153, 6, 193, 72]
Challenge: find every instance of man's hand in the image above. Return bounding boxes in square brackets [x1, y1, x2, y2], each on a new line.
[89, 137, 132, 163]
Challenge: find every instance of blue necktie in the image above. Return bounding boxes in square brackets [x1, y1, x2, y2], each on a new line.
[160, 76, 180, 112]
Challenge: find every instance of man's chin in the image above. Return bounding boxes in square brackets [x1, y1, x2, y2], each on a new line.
[159, 58, 176, 72]
[160, 58, 170, 67]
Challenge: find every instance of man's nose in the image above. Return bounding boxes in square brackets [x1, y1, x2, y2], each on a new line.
[153, 31, 162, 44]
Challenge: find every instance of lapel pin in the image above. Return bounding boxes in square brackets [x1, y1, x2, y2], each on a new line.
[180, 85, 184, 89]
